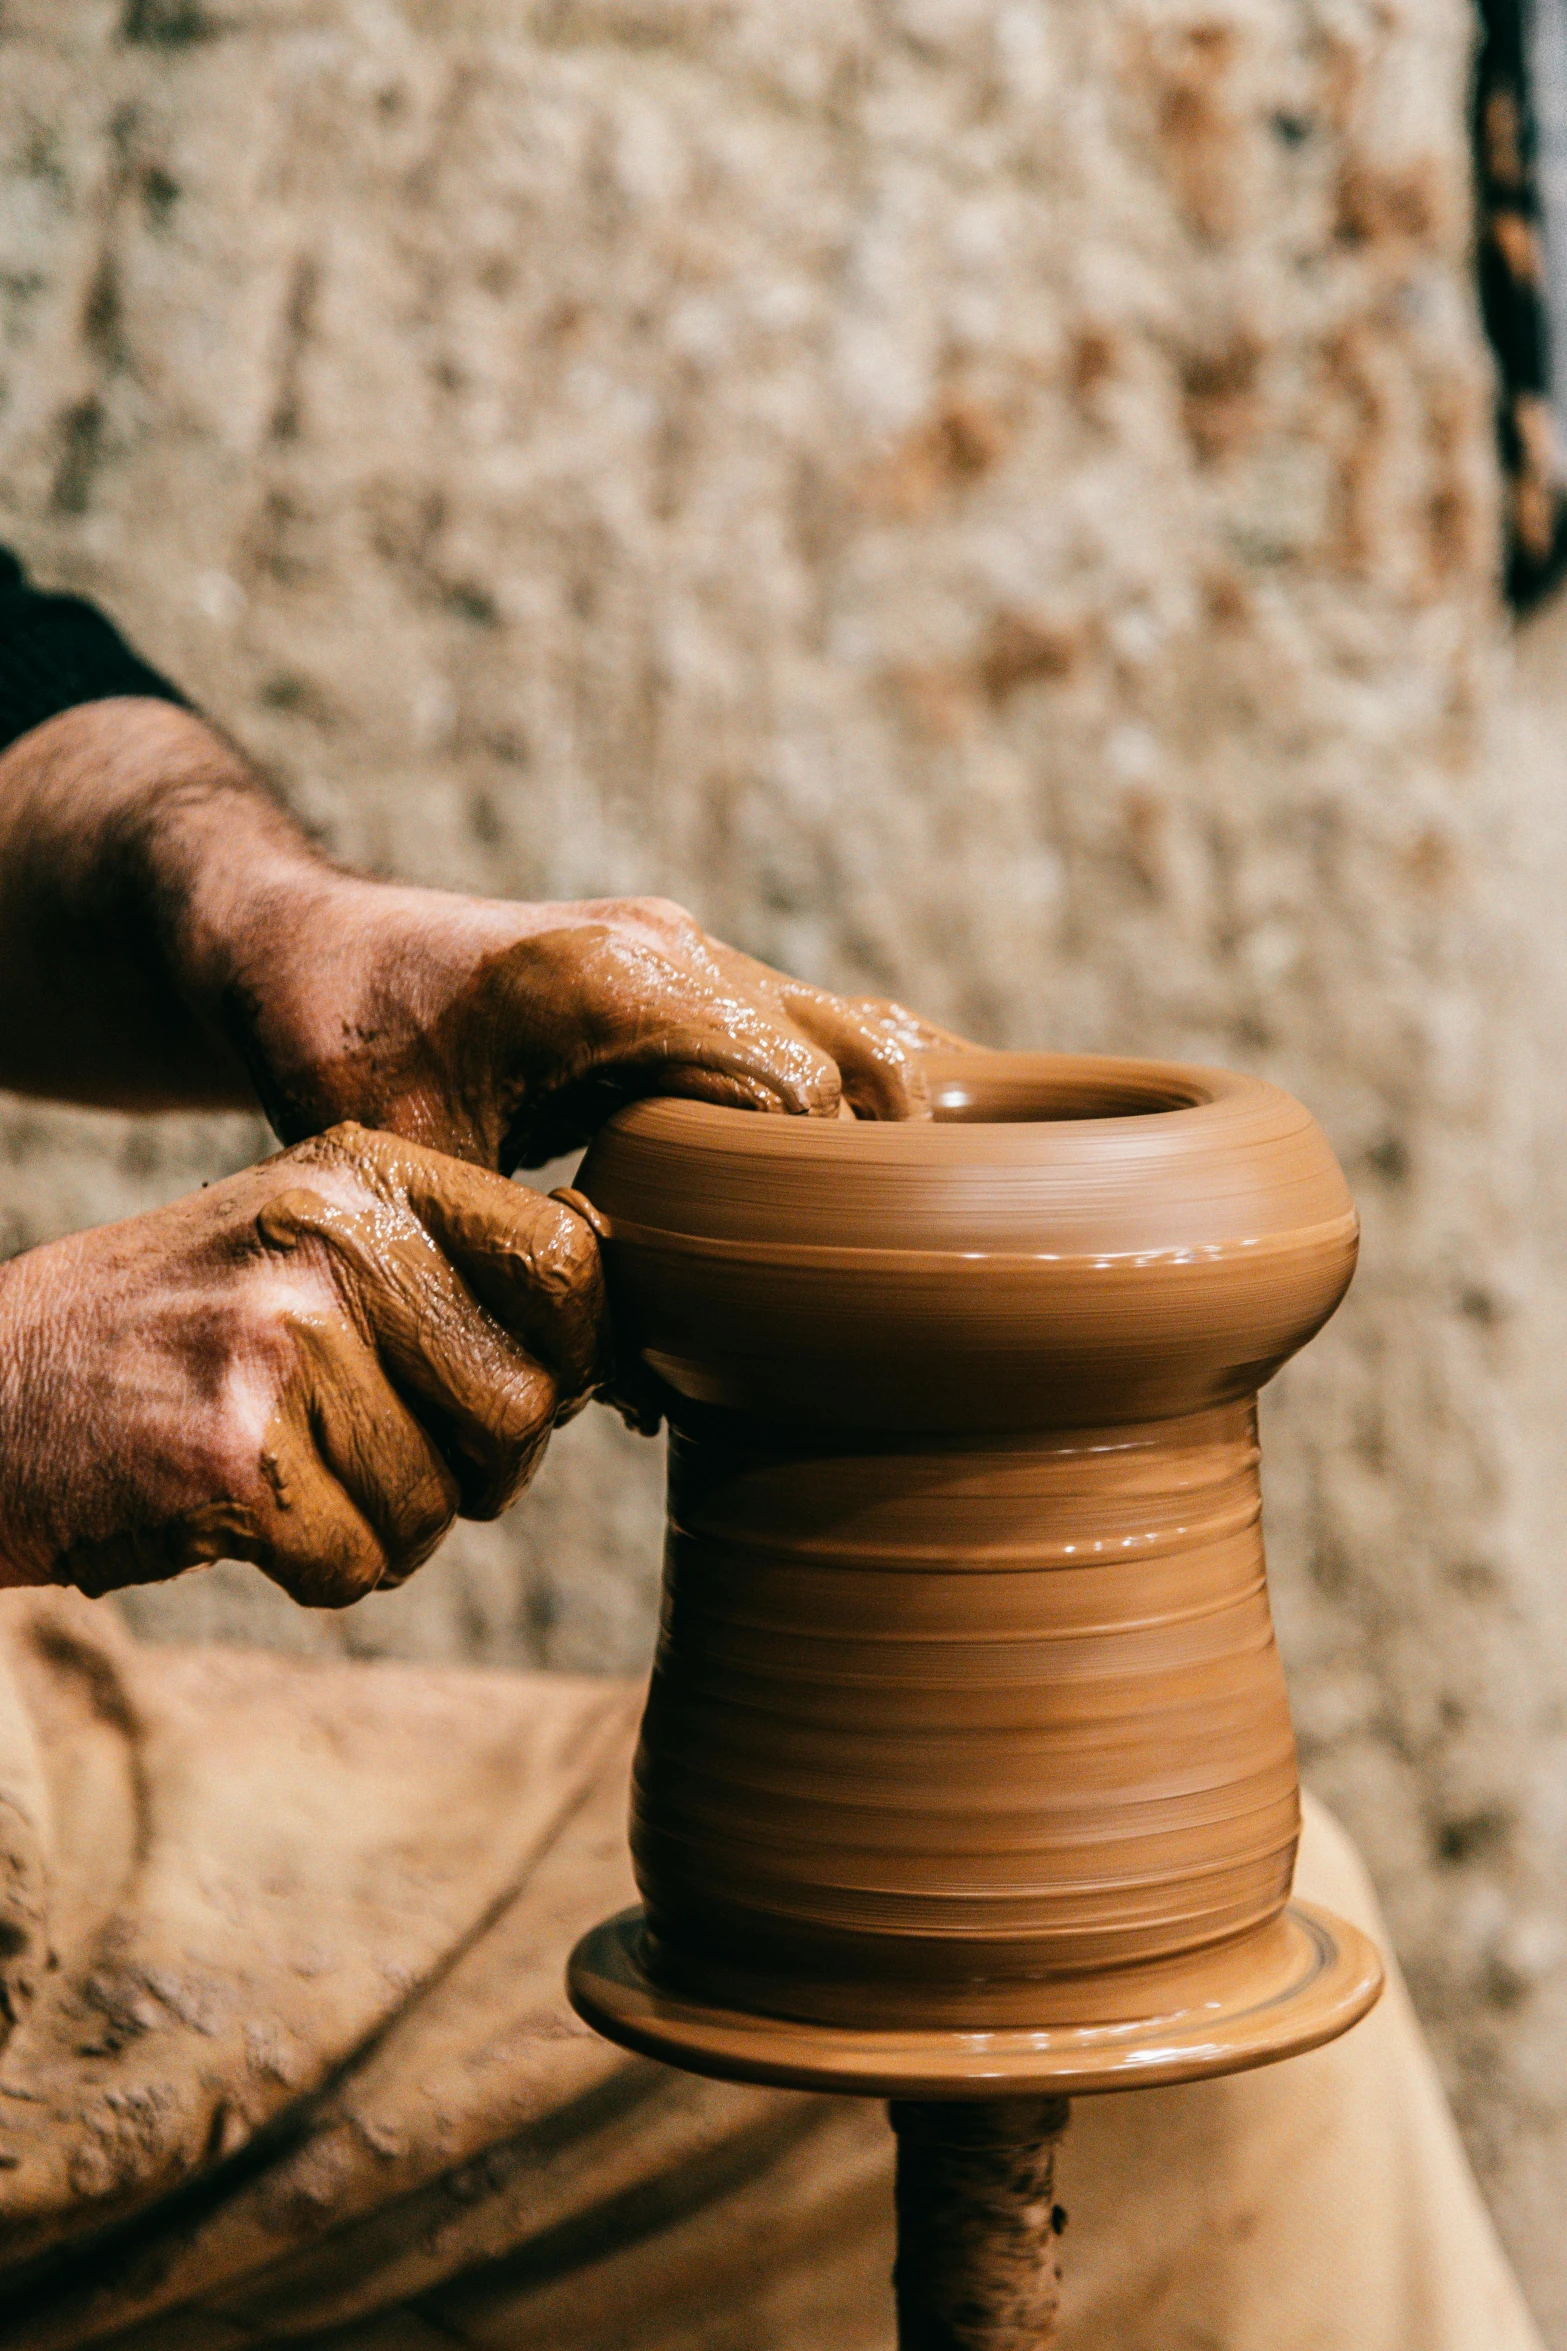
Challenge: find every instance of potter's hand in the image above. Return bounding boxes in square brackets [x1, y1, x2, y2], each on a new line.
[0, 1124, 604, 1606]
[230, 886, 969, 1170]
[0, 703, 973, 1164]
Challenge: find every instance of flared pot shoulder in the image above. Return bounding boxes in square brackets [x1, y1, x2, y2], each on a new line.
[577, 1052, 1358, 1432]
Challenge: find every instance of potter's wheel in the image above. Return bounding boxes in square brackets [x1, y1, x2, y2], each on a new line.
[568, 1896, 1383, 2098]
[566, 1049, 1385, 2345]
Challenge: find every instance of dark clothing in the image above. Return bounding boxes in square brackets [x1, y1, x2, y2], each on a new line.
[0, 548, 186, 761]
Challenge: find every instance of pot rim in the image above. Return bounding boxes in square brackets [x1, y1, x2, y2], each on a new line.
[604, 1049, 1267, 1160]
[578, 1049, 1356, 1258]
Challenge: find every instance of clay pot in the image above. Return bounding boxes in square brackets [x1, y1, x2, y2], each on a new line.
[576, 1052, 1359, 2042]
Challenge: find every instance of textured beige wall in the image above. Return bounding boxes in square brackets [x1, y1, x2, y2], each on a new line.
[6, 0, 1567, 2333]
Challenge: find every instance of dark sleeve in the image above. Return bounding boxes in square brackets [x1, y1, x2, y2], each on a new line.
[0, 546, 190, 759]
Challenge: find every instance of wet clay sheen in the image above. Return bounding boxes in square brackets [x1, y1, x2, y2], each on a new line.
[221, 879, 965, 1172]
[577, 1053, 1359, 2034]
[3, 1123, 604, 1610]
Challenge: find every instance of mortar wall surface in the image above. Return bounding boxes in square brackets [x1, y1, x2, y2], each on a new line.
[2, 0, 1565, 2331]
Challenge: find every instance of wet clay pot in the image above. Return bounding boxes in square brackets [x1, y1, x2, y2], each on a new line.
[569, 1053, 1381, 2093]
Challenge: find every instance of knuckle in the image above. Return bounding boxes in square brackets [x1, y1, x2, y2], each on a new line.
[255, 1186, 334, 1252]
[281, 1126, 357, 1179]
[457, 1369, 553, 1483]
[334, 1122, 400, 1186]
[312, 1119, 373, 1158]
[286, 1124, 395, 1205]
[269, 1523, 387, 1609]
[624, 892, 693, 932]
[493, 1362, 556, 1443]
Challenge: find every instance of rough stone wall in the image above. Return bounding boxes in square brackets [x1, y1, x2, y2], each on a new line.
[5, 0, 1567, 2333]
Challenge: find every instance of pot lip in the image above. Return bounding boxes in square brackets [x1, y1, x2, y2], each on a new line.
[923, 1047, 1249, 1124]
[578, 1050, 1356, 1262]
[601, 1051, 1276, 1161]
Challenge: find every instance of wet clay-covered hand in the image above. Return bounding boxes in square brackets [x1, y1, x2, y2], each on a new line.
[0, 1124, 604, 1606]
[0, 702, 972, 1165]
[225, 887, 968, 1171]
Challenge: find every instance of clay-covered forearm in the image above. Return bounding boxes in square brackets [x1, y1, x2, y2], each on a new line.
[0, 697, 335, 1111]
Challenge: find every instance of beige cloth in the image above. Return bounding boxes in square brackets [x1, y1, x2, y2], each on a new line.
[0, 1586, 1542, 2351]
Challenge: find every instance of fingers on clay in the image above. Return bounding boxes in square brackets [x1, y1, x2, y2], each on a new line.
[300, 1127, 609, 1400]
[780, 991, 934, 1122]
[255, 1175, 557, 1521]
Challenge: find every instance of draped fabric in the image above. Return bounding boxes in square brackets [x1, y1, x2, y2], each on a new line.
[0, 1587, 1541, 2351]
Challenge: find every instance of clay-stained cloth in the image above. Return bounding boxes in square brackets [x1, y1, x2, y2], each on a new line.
[0, 1587, 1544, 2351]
